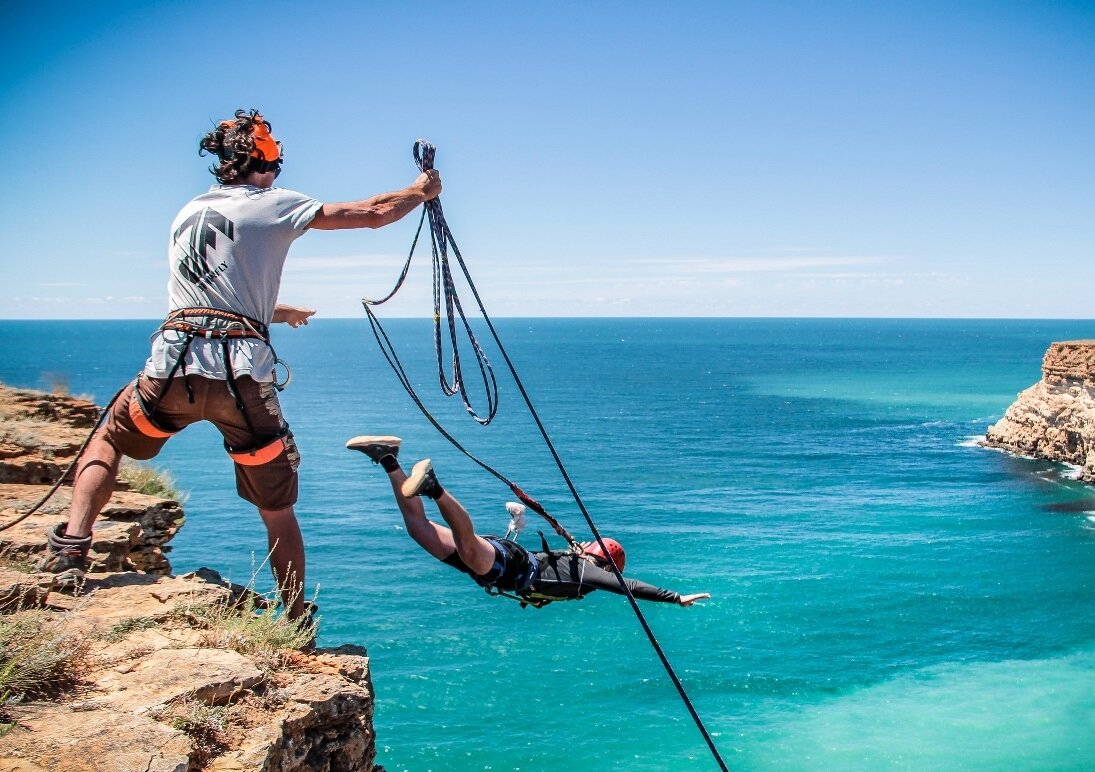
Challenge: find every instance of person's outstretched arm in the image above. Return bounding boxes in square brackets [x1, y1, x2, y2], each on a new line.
[576, 560, 710, 605]
[272, 305, 316, 327]
[309, 170, 442, 230]
[677, 593, 711, 607]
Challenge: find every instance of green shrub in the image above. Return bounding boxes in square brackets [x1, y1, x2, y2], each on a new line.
[118, 460, 187, 502]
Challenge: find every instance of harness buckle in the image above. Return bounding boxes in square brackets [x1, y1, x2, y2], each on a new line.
[273, 358, 292, 391]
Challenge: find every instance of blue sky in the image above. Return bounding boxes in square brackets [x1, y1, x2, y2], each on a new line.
[1, 1, 1092, 318]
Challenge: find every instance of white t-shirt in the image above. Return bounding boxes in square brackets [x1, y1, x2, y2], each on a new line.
[144, 184, 321, 381]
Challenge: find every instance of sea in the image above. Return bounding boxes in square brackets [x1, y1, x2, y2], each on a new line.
[1, 318, 1093, 771]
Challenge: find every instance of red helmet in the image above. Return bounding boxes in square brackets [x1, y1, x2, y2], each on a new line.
[583, 538, 626, 572]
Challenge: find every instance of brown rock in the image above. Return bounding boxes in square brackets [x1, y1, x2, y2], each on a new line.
[0, 386, 379, 771]
[983, 340, 1095, 480]
[0, 569, 53, 612]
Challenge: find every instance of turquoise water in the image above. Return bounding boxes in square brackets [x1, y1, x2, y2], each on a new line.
[2, 318, 1094, 770]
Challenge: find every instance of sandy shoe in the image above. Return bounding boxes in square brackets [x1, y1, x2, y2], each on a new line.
[401, 459, 443, 499]
[38, 522, 91, 592]
[345, 435, 402, 464]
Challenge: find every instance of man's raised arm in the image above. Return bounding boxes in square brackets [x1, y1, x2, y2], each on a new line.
[309, 170, 441, 230]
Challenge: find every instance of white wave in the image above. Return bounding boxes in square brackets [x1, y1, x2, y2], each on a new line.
[1062, 463, 1084, 480]
[957, 435, 986, 448]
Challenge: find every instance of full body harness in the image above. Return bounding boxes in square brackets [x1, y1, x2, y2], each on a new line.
[480, 530, 565, 610]
[132, 306, 293, 465]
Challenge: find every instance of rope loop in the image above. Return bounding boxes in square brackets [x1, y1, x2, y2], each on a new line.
[360, 140, 729, 772]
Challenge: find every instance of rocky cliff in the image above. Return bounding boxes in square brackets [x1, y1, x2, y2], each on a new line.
[0, 385, 379, 772]
[983, 340, 1095, 481]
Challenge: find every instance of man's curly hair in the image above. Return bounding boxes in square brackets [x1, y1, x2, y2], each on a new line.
[199, 109, 274, 184]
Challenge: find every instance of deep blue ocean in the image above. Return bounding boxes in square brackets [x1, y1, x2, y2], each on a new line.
[2, 318, 1094, 770]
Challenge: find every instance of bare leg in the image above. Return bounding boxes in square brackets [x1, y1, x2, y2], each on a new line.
[65, 433, 121, 538]
[430, 490, 496, 576]
[386, 467, 458, 560]
[258, 506, 306, 620]
[387, 465, 495, 575]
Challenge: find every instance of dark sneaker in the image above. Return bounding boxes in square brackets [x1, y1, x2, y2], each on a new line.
[38, 523, 91, 591]
[401, 459, 443, 499]
[345, 435, 402, 464]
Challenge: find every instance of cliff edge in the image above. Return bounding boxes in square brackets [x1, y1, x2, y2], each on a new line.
[983, 340, 1095, 481]
[0, 384, 379, 772]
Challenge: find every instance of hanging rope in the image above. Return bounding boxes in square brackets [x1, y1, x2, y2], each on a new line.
[362, 140, 729, 772]
[0, 385, 126, 532]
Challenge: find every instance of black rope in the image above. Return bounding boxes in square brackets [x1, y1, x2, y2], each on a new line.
[0, 385, 126, 533]
[362, 140, 729, 772]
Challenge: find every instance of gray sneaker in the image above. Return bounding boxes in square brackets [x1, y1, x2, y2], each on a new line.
[401, 459, 443, 499]
[345, 435, 402, 464]
[38, 523, 91, 591]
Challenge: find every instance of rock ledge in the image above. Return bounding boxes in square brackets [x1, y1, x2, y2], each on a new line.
[983, 340, 1095, 481]
[0, 384, 378, 771]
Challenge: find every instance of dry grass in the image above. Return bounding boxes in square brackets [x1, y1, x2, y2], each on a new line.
[185, 590, 316, 669]
[118, 459, 187, 502]
[0, 416, 55, 449]
[101, 616, 159, 643]
[0, 610, 89, 706]
[150, 696, 230, 764]
[0, 549, 37, 574]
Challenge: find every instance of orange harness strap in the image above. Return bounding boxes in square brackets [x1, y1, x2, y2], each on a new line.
[128, 383, 179, 439]
[226, 434, 288, 466]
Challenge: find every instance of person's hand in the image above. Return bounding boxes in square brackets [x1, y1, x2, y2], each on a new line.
[273, 305, 316, 328]
[415, 169, 442, 201]
[679, 593, 710, 607]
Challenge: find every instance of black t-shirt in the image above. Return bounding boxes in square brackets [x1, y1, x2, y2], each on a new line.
[531, 551, 680, 604]
[442, 543, 680, 604]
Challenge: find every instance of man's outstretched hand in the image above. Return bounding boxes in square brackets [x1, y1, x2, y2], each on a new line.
[679, 593, 711, 607]
[273, 305, 316, 328]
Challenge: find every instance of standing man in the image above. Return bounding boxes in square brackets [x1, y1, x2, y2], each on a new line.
[39, 109, 441, 622]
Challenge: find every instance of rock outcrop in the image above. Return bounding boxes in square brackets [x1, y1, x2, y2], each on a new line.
[983, 340, 1095, 481]
[0, 384, 380, 771]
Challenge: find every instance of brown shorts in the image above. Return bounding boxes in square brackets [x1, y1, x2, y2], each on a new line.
[102, 374, 300, 510]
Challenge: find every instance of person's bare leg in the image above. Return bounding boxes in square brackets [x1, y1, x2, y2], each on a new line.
[65, 433, 122, 537]
[346, 439, 495, 573]
[386, 466, 458, 560]
[258, 506, 306, 620]
[425, 486, 495, 575]
[400, 459, 496, 574]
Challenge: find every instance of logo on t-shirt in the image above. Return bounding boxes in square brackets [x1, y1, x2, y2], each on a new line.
[173, 208, 235, 286]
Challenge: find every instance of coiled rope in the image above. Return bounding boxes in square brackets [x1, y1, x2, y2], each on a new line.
[362, 140, 729, 772]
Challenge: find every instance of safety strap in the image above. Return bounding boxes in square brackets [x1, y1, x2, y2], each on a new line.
[161, 307, 269, 341]
[128, 381, 179, 438]
[225, 430, 289, 466]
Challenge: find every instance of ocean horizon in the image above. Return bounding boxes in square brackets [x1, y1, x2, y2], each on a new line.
[2, 317, 1093, 770]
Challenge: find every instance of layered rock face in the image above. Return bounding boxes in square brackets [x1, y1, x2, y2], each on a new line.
[0, 386, 185, 576]
[983, 340, 1095, 481]
[0, 385, 380, 771]
[1, 571, 377, 772]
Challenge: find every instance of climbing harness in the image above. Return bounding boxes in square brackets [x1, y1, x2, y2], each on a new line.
[361, 140, 729, 772]
[149, 307, 293, 463]
[0, 306, 293, 532]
